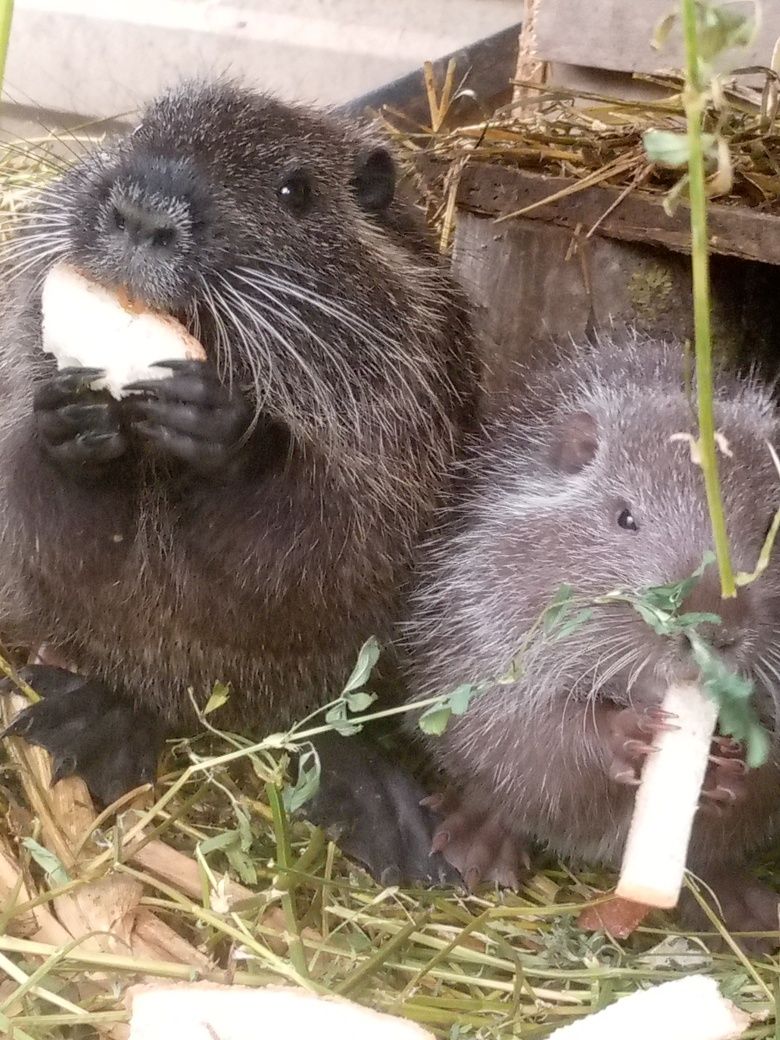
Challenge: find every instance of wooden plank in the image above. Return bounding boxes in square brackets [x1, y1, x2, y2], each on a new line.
[451, 210, 780, 405]
[452, 211, 696, 408]
[546, 61, 673, 102]
[452, 214, 591, 406]
[456, 164, 780, 266]
[534, 0, 780, 78]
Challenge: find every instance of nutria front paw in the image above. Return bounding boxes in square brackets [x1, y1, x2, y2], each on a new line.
[699, 735, 748, 812]
[425, 790, 531, 891]
[124, 359, 252, 479]
[602, 705, 747, 810]
[601, 704, 675, 785]
[34, 367, 128, 475]
[1, 665, 164, 806]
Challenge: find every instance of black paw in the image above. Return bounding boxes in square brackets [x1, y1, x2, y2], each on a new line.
[1, 665, 164, 806]
[34, 368, 127, 476]
[300, 733, 460, 887]
[123, 360, 252, 478]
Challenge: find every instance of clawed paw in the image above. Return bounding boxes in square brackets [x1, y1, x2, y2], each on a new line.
[1, 665, 164, 806]
[424, 790, 530, 891]
[602, 704, 677, 785]
[34, 367, 127, 474]
[699, 736, 748, 814]
[603, 704, 747, 811]
[123, 359, 252, 478]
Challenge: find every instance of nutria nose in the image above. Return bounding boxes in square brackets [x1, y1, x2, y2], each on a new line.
[110, 195, 180, 252]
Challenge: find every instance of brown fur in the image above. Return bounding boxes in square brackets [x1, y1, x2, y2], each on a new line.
[0, 78, 478, 732]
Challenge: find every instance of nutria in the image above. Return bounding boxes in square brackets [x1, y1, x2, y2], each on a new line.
[0, 78, 479, 866]
[405, 331, 780, 938]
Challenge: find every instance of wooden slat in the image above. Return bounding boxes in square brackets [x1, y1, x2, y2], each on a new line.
[452, 211, 694, 410]
[456, 164, 780, 266]
[534, 0, 780, 77]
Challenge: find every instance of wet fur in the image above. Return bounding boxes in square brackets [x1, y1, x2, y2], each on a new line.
[406, 330, 780, 877]
[0, 78, 478, 732]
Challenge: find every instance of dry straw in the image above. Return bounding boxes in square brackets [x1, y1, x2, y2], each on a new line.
[0, 84, 777, 1040]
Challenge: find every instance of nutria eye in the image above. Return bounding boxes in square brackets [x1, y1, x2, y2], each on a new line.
[618, 508, 639, 533]
[278, 171, 313, 215]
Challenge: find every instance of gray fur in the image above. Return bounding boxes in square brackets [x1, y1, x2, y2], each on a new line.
[406, 330, 780, 875]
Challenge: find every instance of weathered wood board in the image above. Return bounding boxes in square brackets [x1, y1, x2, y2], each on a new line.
[450, 164, 780, 409]
[535, 0, 780, 77]
[457, 165, 780, 266]
[453, 213, 691, 405]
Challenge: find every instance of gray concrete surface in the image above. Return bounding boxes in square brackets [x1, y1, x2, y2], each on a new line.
[1, 0, 519, 134]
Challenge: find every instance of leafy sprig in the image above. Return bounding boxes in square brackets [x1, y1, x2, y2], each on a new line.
[600, 557, 769, 767]
[417, 552, 771, 769]
[643, 1, 759, 598]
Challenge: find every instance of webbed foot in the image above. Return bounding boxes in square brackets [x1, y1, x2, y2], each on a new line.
[2, 665, 164, 805]
[300, 733, 460, 886]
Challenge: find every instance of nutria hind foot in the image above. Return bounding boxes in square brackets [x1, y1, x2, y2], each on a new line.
[300, 732, 460, 887]
[1, 664, 164, 805]
[425, 788, 531, 891]
[680, 870, 780, 956]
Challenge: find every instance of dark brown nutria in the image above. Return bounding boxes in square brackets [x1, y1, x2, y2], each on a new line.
[0, 78, 479, 863]
[405, 331, 780, 942]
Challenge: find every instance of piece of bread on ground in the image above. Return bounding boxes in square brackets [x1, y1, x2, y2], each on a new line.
[547, 975, 749, 1040]
[127, 984, 435, 1040]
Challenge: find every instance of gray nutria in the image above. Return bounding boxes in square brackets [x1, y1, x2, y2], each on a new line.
[0, 78, 479, 858]
[406, 331, 780, 941]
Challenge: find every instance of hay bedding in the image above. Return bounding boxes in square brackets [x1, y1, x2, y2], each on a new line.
[382, 68, 780, 251]
[0, 111, 777, 1039]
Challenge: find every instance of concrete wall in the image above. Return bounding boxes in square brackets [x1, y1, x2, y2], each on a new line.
[2, 0, 519, 132]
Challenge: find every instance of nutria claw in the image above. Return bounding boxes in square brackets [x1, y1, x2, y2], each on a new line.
[427, 790, 530, 891]
[602, 704, 677, 785]
[123, 359, 252, 478]
[1, 664, 164, 806]
[603, 704, 749, 807]
[34, 367, 127, 473]
[698, 746, 748, 814]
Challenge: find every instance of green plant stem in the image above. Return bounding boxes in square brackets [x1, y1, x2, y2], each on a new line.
[0, 0, 13, 99]
[266, 781, 310, 980]
[681, 0, 736, 598]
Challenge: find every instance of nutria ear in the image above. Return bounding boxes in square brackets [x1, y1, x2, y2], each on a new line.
[549, 410, 599, 474]
[351, 147, 396, 212]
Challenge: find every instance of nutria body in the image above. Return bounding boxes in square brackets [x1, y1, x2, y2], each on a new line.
[0, 78, 478, 813]
[406, 332, 780, 937]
